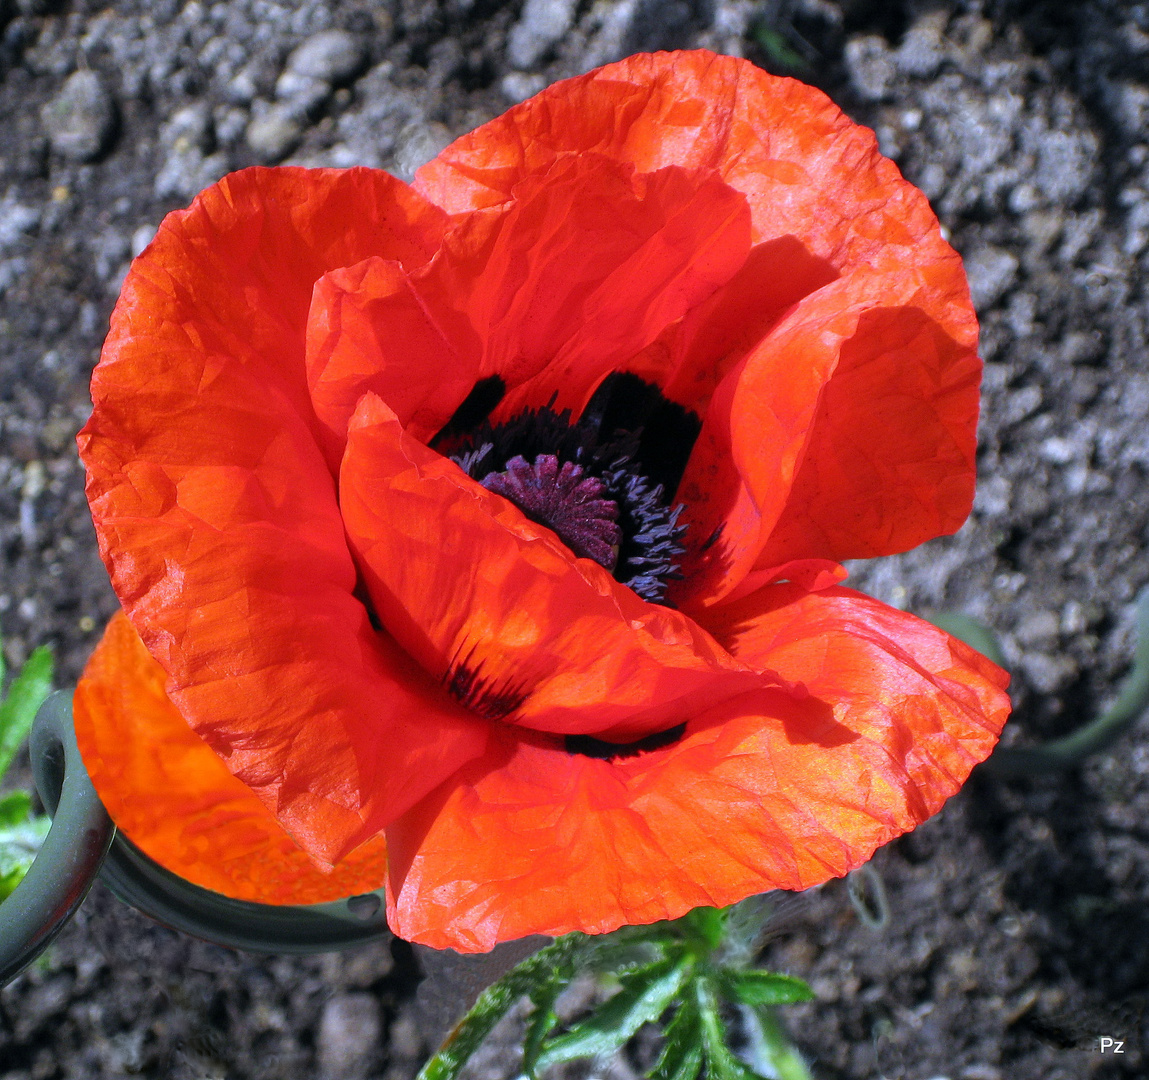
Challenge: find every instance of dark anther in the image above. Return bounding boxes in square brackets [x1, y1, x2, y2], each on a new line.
[430, 375, 506, 451]
[564, 723, 688, 760]
[581, 373, 702, 497]
[482, 455, 621, 569]
[445, 372, 699, 606]
[445, 653, 529, 721]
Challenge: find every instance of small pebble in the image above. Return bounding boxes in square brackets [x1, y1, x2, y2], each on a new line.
[501, 71, 546, 104]
[245, 102, 304, 163]
[316, 993, 381, 1080]
[393, 121, 453, 181]
[287, 29, 366, 84]
[159, 103, 214, 154]
[894, 11, 947, 78]
[844, 35, 896, 102]
[155, 104, 228, 199]
[508, 0, 578, 69]
[0, 197, 40, 251]
[963, 245, 1019, 310]
[41, 69, 117, 161]
[275, 69, 331, 112]
[130, 224, 157, 257]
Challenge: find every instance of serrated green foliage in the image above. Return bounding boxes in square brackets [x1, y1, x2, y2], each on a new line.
[715, 894, 775, 966]
[0, 644, 53, 781]
[0, 643, 54, 903]
[521, 973, 563, 1079]
[649, 997, 704, 1080]
[419, 901, 814, 1080]
[695, 978, 767, 1080]
[538, 954, 692, 1068]
[715, 970, 814, 1007]
[417, 934, 584, 1080]
[582, 935, 664, 975]
[681, 906, 727, 953]
[0, 789, 32, 828]
[746, 1007, 814, 1080]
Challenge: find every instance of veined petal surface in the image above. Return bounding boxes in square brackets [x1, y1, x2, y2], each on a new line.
[79, 167, 487, 864]
[77, 52, 1005, 949]
[75, 612, 389, 903]
[386, 588, 1008, 952]
[308, 154, 750, 450]
[672, 263, 978, 608]
[339, 393, 763, 740]
[419, 52, 980, 609]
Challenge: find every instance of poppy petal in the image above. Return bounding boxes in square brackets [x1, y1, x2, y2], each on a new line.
[78, 167, 487, 865]
[74, 612, 389, 904]
[385, 587, 1008, 952]
[418, 52, 979, 606]
[306, 255, 483, 462]
[338, 392, 765, 740]
[483, 157, 752, 419]
[306, 155, 749, 456]
[623, 236, 839, 419]
[671, 261, 977, 608]
[701, 583, 1011, 774]
[416, 51, 946, 267]
[751, 301, 981, 567]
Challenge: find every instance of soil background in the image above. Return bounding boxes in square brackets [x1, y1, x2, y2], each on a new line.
[2, 0, 1149, 1077]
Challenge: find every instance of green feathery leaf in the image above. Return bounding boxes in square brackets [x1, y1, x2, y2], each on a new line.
[538, 954, 692, 1068]
[0, 645, 53, 782]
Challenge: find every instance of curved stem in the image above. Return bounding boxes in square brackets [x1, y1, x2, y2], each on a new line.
[0, 691, 113, 987]
[986, 586, 1149, 777]
[743, 1005, 813, 1080]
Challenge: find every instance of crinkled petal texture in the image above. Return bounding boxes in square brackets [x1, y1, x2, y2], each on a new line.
[75, 612, 388, 903]
[386, 586, 1009, 951]
[417, 50, 981, 609]
[338, 393, 770, 741]
[78, 167, 488, 865]
[78, 51, 1009, 947]
[306, 153, 752, 454]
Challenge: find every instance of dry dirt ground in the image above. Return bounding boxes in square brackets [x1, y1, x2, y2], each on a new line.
[2, 1, 1149, 1077]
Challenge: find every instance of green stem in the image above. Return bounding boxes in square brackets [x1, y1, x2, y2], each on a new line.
[747, 1007, 813, 1080]
[417, 935, 583, 1080]
[986, 586, 1149, 777]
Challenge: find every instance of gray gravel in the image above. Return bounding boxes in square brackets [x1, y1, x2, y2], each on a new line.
[39, 69, 116, 162]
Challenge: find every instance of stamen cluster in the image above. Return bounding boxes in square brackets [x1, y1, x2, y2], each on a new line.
[449, 392, 688, 605]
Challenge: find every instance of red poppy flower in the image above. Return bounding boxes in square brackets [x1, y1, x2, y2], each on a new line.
[76, 50, 1009, 951]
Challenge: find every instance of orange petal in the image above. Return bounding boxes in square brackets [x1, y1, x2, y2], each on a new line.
[306, 256, 483, 462]
[671, 260, 977, 608]
[417, 51, 949, 266]
[483, 157, 752, 419]
[79, 168, 486, 865]
[623, 236, 839, 419]
[419, 51, 980, 606]
[74, 612, 389, 904]
[752, 302, 981, 567]
[385, 588, 1008, 952]
[338, 392, 763, 740]
[306, 155, 748, 457]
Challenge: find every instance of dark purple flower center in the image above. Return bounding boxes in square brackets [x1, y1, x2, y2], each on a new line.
[433, 372, 701, 606]
[481, 454, 622, 569]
